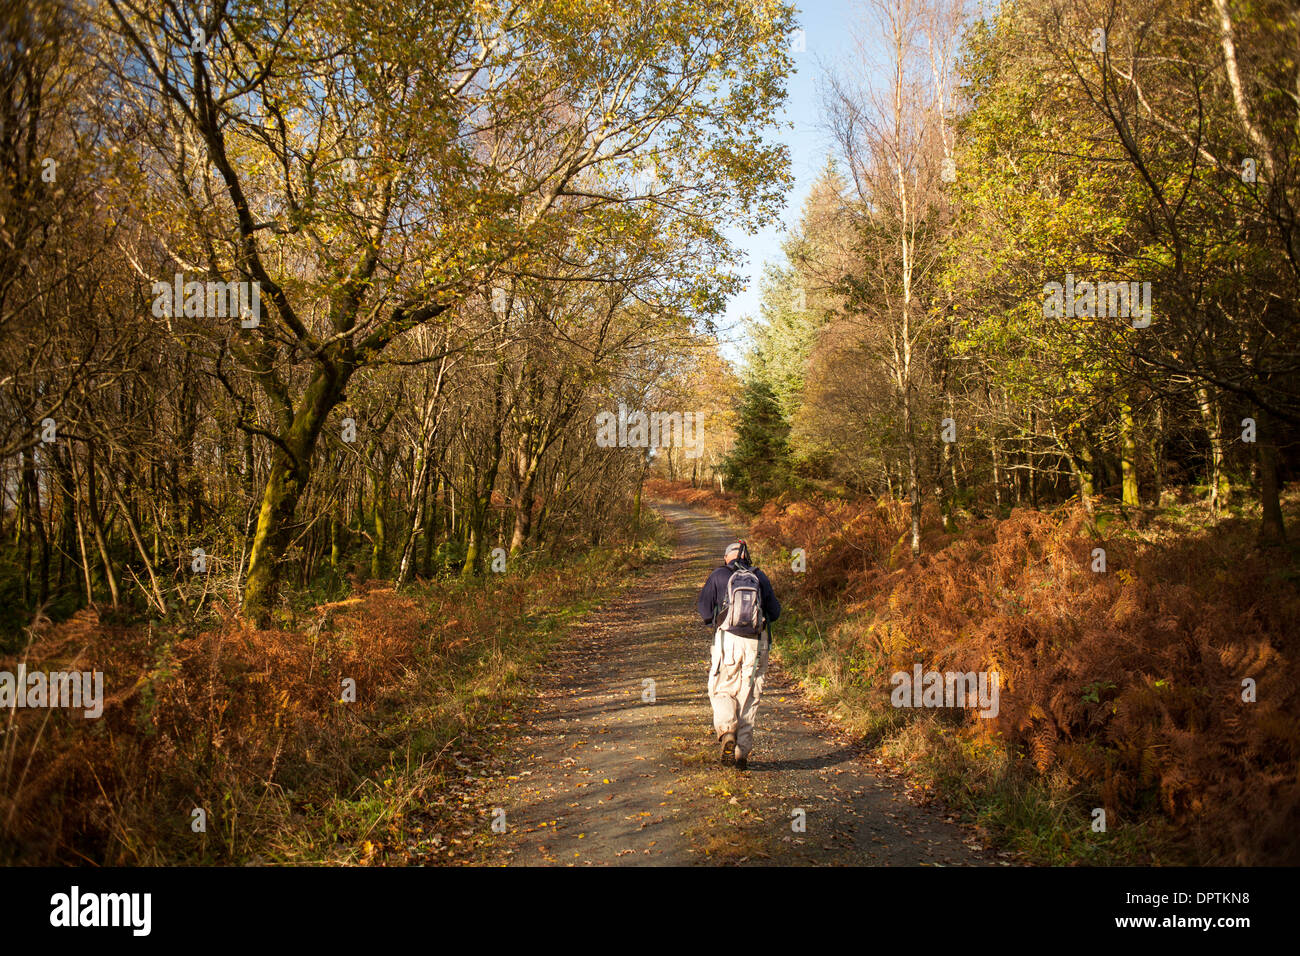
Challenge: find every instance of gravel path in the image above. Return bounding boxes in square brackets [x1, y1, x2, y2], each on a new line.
[476, 500, 994, 866]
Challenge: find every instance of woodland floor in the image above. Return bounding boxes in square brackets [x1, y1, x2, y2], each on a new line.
[451, 500, 1005, 866]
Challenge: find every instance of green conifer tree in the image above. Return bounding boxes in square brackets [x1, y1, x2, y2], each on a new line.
[723, 376, 792, 500]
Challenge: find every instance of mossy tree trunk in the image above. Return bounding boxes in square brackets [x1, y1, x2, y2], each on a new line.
[241, 365, 352, 620]
[1120, 397, 1140, 508]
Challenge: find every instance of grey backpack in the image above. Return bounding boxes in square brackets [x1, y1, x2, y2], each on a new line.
[722, 566, 765, 637]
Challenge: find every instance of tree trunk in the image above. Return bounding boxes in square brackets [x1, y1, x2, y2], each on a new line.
[1256, 406, 1287, 546]
[23, 448, 50, 606]
[241, 366, 349, 619]
[1196, 386, 1229, 512]
[108, 478, 167, 615]
[330, 507, 344, 573]
[370, 463, 389, 580]
[1057, 426, 1096, 516]
[1120, 398, 1140, 508]
[423, 475, 440, 577]
[634, 458, 647, 541]
[508, 444, 542, 556]
[1150, 401, 1166, 503]
[67, 448, 95, 605]
[397, 454, 431, 585]
[991, 432, 1002, 511]
[903, 388, 921, 556]
[934, 433, 953, 532]
[462, 463, 502, 578]
[85, 442, 120, 607]
[52, 444, 78, 597]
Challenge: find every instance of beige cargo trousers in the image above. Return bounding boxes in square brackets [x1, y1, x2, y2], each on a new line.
[708, 626, 770, 760]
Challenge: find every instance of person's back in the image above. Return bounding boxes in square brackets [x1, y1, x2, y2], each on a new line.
[697, 541, 781, 769]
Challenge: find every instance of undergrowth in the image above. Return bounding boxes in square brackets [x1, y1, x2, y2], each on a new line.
[0, 515, 673, 865]
[647, 478, 1300, 865]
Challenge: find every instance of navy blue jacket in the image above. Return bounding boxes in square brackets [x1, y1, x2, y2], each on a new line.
[698, 560, 781, 631]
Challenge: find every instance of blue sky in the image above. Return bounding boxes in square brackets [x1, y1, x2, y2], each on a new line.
[717, 0, 863, 364]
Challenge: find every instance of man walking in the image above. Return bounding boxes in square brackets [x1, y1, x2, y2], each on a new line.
[697, 540, 781, 769]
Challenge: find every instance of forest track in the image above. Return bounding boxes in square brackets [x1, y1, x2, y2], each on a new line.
[475, 500, 995, 866]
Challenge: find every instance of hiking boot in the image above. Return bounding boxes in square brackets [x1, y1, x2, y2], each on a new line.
[720, 733, 736, 764]
[735, 754, 749, 771]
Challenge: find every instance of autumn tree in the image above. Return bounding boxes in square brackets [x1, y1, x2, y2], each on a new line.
[97, 0, 795, 616]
